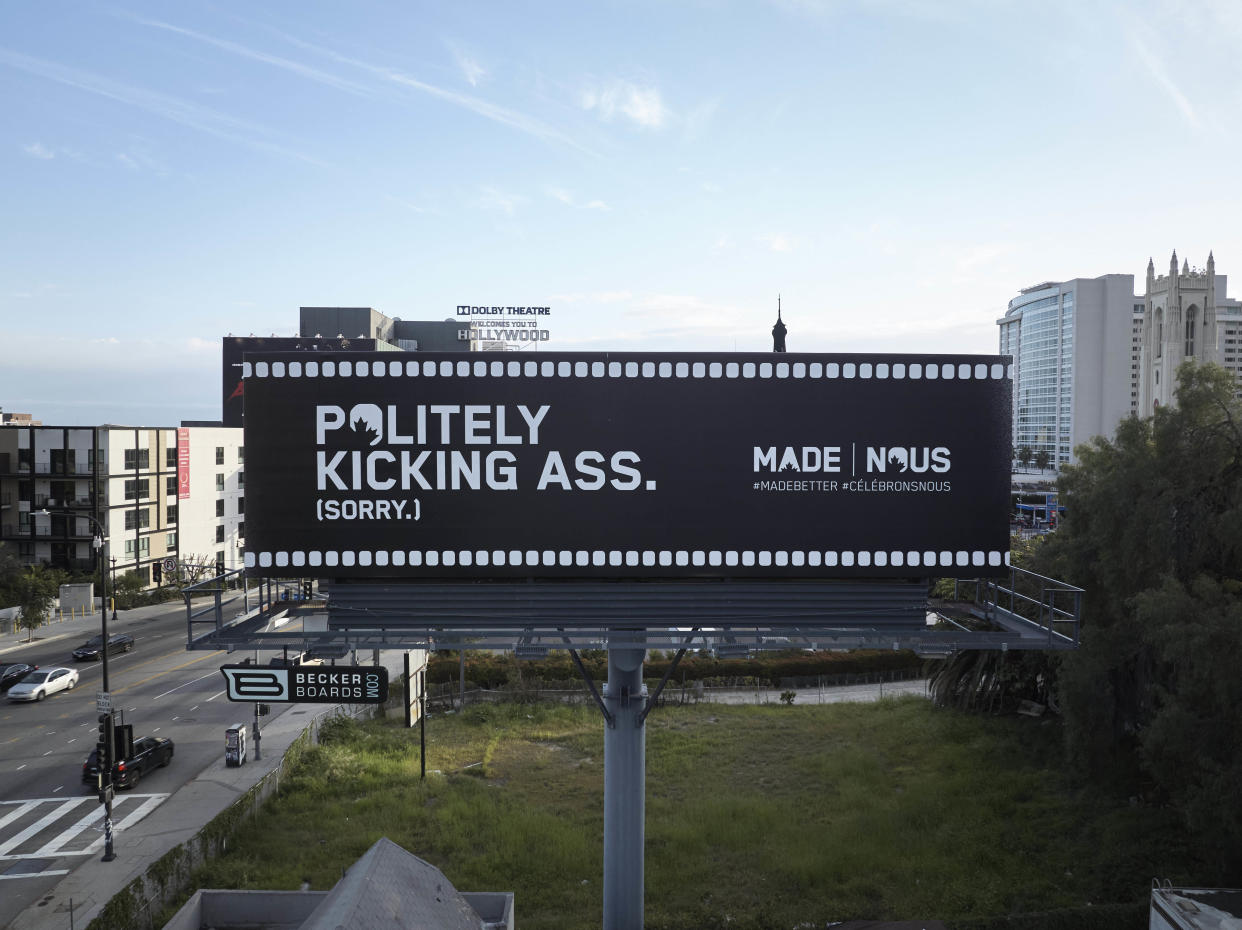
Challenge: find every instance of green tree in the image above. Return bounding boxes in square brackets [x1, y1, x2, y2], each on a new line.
[113, 570, 147, 609]
[1016, 445, 1033, 468]
[1033, 448, 1051, 471]
[1030, 362, 1242, 875]
[12, 566, 58, 642]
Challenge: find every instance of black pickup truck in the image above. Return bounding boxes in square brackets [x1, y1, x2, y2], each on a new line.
[82, 735, 174, 790]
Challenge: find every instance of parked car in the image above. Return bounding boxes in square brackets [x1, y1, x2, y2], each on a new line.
[7, 666, 79, 702]
[82, 735, 174, 790]
[268, 652, 323, 667]
[72, 633, 135, 661]
[0, 663, 37, 692]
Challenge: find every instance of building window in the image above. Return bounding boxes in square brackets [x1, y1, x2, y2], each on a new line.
[238, 446, 245, 464]
[215, 550, 225, 571]
[215, 474, 224, 491]
[166, 504, 177, 525]
[166, 447, 177, 468]
[124, 539, 134, 555]
[215, 525, 225, 543]
[215, 499, 225, 517]
[237, 496, 245, 514]
[124, 508, 150, 530]
[237, 471, 245, 489]
[124, 478, 150, 500]
[1185, 316, 1196, 357]
[167, 531, 177, 548]
[124, 448, 150, 470]
[139, 536, 150, 555]
[215, 447, 225, 465]
[237, 522, 245, 539]
[166, 476, 176, 496]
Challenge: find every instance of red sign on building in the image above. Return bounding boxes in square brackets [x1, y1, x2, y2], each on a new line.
[177, 428, 191, 500]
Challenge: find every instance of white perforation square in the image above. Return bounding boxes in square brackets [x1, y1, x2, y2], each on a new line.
[609, 362, 622, 377]
[775, 362, 789, 378]
[659, 551, 673, 566]
[709, 362, 722, 378]
[742, 551, 756, 566]
[256, 362, 270, 378]
[825, 551, 839, 567]
[439, 361, 453, 377]
[759, 362, 773, 378]
[559, 361, 572, 377]
[726, 362, 739, 378]
[273, 362, 286, 378]
[423, 360, 436, 376]
[792, 363, 806, 378]
[843, 363, 856, 378]
[742, 363, 756, 378]
[859, 363, 873, 378]
[626, 362, 639, 377]
[542, 361, 556, 377]
[675, 362, 689, 378]
[759, 551, 773, 566]
[659, 362, 673, 377]
[675, 551, 689, 566]
[340, 361, 352, 377]
[826, 363, 840, 378]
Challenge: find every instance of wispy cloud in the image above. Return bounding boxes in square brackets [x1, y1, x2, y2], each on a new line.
[444, 40, 486, 87]
[579, 80, 669, 129]
[1127, 31, 1199, 129]
[546, 186, 610, 210]
[268, 29, 595, 155]
[22, 142, 55, 159]
[127, 14, 374, 97]
[477, 186, 528, 215]
[757, 233, 794, 252]
[0, 48, 324, 165]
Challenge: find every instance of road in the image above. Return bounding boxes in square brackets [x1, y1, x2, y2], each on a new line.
[0, 600, 303, 929]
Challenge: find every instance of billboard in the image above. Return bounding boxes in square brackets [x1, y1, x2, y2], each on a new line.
[243, 352, 1012, 579]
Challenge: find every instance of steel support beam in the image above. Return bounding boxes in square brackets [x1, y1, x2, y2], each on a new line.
[602, 645, 646, 930]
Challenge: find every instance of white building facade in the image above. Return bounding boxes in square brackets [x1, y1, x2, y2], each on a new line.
[998, 274, 1142, 467]
[174, 425, 245, 578]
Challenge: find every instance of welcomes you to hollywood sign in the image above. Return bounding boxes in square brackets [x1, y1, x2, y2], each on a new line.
[242, 352, 1012, 579]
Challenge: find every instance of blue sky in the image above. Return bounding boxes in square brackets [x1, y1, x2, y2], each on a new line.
[2, 0, 1240, 425]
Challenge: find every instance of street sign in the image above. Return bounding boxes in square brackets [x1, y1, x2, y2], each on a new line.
[96, 691, 112, 713]
[162, 556, 177, 574]
[219, 664, 388, 704]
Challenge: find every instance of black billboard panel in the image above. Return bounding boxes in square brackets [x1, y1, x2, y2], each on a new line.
[243, 352, 1012, 579]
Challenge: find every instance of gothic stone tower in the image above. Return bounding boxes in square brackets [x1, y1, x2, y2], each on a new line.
[1140, 250, 1219, 412]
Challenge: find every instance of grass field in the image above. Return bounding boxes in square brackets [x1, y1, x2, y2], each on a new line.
[180, 698, 1198, 929]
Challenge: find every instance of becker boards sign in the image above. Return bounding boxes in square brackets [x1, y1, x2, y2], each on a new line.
[242, 352, 1012, 579]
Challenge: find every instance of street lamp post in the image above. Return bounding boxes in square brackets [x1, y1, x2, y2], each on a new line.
[34, 508, 117, 862]
[109, 556, 118, 622]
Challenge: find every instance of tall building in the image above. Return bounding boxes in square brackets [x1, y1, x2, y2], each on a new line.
[998, 274, 1142, 466]
[0, 425, 180, 586]
[0, 423, 245, 588]
[1139, 251, 1242, 412]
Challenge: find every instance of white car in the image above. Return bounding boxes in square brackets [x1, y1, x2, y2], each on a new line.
[7, 667, 79, 702]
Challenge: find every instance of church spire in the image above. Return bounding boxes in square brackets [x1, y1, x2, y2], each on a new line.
[771, 295, 787, 353]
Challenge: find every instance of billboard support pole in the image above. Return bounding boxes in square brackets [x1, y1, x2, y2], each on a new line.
[602, 645, 646, 930]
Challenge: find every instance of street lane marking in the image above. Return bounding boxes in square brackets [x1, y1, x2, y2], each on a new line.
[206, 689, 226, 702]
[0, 801, 36, 831]
[154, 670, 219, 700]
[112, 650, 224, 697]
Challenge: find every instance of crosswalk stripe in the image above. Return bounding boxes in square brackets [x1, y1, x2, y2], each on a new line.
[80, 794, 167, 854]
[35, 803, 106, 856]
[0, 800, 38, 833]
[0, 799, 88, 856]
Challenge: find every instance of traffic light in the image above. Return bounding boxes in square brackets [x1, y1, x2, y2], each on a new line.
[152, 560, 162, 584]
[257, 703, 270, 716]
[97, 713, 115, 764]
[113, 724, 134, 761]
[303, 580, 313, 599]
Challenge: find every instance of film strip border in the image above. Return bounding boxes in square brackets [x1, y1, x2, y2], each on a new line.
[245, 548, 1010, 570]
[243, 358, 1013, 382]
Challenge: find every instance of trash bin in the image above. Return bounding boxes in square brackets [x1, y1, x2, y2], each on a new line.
[225, 724, 247, 767]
